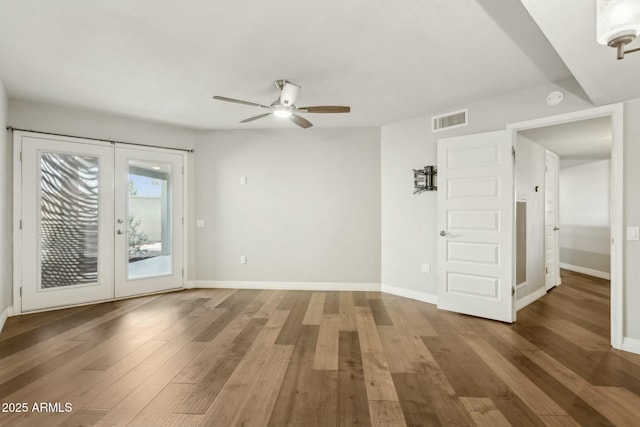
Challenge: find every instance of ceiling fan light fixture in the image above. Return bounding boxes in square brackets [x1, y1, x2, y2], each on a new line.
[597, 0, 640, 59]
[273, 109, 292, 118]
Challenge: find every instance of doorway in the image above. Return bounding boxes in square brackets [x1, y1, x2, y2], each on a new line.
[14, 131, 185, 312]
[509, 104, 623, 349]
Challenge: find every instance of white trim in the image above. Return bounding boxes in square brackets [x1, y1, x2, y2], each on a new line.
[516, 287, 547, 311]
[0, 306, 12, 333]
[13, 131, 23, 314]
[622, 337, 640, 355]
[381, 284, 438, 305]
[507, 103, 624, 350]
[191, 280, 381, 292]
[559, 263, 611, 280]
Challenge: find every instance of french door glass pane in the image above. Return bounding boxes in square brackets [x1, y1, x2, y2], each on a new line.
[127, 160, 172, 279]
[40, 152, 99, 288]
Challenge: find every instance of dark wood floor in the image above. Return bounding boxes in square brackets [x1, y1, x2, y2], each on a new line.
[1, 270, 639, 426]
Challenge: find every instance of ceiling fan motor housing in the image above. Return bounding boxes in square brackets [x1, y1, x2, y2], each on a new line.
[279, 80, 300, 106]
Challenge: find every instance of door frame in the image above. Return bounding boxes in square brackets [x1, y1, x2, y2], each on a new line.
[12, 130, 190, 315]
[507, 103, 623, 350]
[544, 149, 560, 291]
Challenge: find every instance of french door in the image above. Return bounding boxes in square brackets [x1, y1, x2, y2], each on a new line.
[18, 132, 184, 312]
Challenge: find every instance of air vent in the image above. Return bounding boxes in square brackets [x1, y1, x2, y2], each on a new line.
[431, 109, 468, 132]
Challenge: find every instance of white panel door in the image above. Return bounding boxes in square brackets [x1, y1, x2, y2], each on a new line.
[20, 135, 115, 312]
[545, 150, 560, 290]
[437, 130, 515, 323]
[114, 147, 184, 298]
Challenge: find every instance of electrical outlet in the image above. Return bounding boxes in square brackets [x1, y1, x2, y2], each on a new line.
[240, 255, 247, 264]
[196, 219, 205, 228]
[421, 263, 431, 273]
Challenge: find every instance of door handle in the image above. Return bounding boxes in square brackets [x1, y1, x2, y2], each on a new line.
[554, 226, 560, 231]
[440, 230, 447, 237]
[117, 229, 124, 235]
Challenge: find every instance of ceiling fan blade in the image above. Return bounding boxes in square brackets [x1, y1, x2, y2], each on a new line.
[240, 113, 272, 123]
[290, 114, 313, 129]
[213, 96, 270, 109]
[296, 106, 351, 113]
[280, 82, 300, 107]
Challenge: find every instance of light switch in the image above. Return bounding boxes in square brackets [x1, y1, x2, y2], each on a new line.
[240, 176, 247, 185]
[421, 263, 431, 273]
[196, 219, 205, 228]
[627, 226, 639, 241]
[240, 255, 247, 264]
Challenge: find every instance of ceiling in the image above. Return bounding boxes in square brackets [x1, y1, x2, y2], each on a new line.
[520, 0, 640, 106]
[0, 0, 573, 130]
[519, 116, 611, 167]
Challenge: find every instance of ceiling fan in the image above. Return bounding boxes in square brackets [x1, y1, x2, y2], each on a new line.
[213, 80, 350, 129]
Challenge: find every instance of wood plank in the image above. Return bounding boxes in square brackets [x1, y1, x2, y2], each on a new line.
[128, 383, 195, 427]
[275, 291, 312, 345]
[302, 292, 326, 325]
[368, 298, 394, 326]
[352, 291, 369, 307]
[58, 408, 109, 427]
[460, 397, 512, 427]
[323, 292, 339, 315]
[338, 292, 357, 331]
[243, 310, 290, 361]
[386, 301, 438, 337]
[369, 401, 407, 427]
[161, 414, 203, 427]
[354, 306, 398, 401]
[175, 318, 267, 414]
[393, 372, 443, 426]
[197, 357, 265, 426]
[337, 331, 371, 427]
[313, 314, 340, 370]
[232, 345, 294, 426]
[461, 331, 573, 419]
[255, 289, 287, 318]
[267, 325, 318, 426]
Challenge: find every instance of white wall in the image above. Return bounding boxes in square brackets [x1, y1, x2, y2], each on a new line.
[8, 99, 196, 151]
[0, 78, 9, 324]
[515, 134, 546, 300]
[193, 128, 381, 284]
[381, 78, 593, 296]
[559, 159, 610, 274]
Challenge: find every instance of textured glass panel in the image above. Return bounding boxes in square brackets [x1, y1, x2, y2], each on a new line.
[40, 153, 99, 288]
[127, 160, 172, 279]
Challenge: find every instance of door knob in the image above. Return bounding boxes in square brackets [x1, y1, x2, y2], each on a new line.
[117, 218, 124, 224]
[440, 230, 447, 237]
[117, 229, 124, 235]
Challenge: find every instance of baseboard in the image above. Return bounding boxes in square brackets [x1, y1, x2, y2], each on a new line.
[516, 287, 547, 311]
[559, 263, 610, 280]
[190, 280, 381, 292]
[380, 284, 438, 305]
[0, 306, 12, 334]
[621, 337, 640, 355]
[190, 280, 438, 305]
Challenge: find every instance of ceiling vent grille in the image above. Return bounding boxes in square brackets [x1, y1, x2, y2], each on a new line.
[431, 109, 468, 132]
